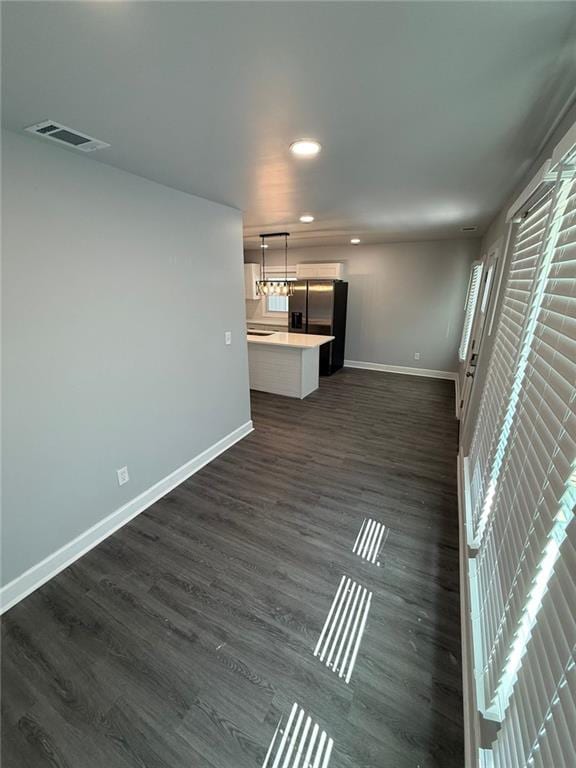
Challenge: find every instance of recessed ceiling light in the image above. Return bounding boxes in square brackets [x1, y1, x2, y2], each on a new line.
[299, 214, 315, 223]
[350, 238, 361, 245]
[260, 243, 269, 248]
[290, 139, 322, 157]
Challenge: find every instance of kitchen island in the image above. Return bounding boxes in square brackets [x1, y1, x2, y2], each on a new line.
[247, 331, 334, 399]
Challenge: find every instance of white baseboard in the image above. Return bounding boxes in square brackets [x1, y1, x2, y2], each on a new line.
[344, 359, 457, 381]
[0, 420, 253, 614]
[458, 452, 476, 767]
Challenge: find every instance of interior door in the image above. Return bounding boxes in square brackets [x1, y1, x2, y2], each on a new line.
[460, 248, 500, 424]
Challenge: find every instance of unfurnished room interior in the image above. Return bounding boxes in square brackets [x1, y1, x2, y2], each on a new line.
[1, 2, 576, 767]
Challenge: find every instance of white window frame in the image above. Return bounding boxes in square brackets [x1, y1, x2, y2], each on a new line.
[459, 261, 483, 362]
[260, 265, 297, 319]
[264, 293, 290, 315]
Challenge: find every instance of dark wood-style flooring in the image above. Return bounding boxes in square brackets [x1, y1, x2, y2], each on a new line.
[1, 368, 463, 767]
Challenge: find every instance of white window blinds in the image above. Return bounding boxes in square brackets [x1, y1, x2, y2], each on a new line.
[475, 175, 574, 718]
[467, 194, 554, 544]
[492, 524, 576, 768]
[267, 294, 289, 312]
[459, 262, 483, 361]
[466, 163, 576, 768]
[488, 173, 576, 765]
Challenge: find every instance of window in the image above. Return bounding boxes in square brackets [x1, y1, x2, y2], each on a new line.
[475, 173, 575, 719]
[266, 294, 289, 313]
[480, 263, 494, 315]
[261, 266, 296, 316]
[464, 156, 576, 768]
[458, 262, 483, 361]
[467, 193, 556, 543]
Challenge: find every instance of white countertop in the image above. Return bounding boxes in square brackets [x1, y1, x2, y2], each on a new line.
[245, 319, 288, 328]
[247, 331, 334, 349]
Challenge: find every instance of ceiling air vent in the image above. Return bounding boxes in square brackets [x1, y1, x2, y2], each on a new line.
[25, 120, 110, 152]
[460, 226, 478, 232]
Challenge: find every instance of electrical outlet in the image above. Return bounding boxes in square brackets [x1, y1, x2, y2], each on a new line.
[225, 331, 232, 345]
[414, 352, 420, 360]
[117, 466, 129, 486]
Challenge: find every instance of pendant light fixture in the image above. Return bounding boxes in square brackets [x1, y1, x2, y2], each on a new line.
[256, 232, 294, 297]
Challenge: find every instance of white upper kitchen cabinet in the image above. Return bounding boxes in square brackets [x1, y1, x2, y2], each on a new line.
[244, 263, 260, 300]
[295, 263, 344, 280]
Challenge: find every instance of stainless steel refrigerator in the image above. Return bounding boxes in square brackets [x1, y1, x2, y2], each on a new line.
[288, 280, 348, 375]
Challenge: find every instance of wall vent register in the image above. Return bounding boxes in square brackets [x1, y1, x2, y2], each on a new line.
[25, 120, 110, 152]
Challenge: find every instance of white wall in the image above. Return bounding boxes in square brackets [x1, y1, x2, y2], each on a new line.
[246, 240, 479, 373]
[1, 130, 251, 589]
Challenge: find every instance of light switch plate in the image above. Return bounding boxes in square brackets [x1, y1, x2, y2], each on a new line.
[117, 466, 129, 486]
[225, 331, 232, 345]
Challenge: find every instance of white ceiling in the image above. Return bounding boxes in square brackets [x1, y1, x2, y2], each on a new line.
[3, 2, 576, 249]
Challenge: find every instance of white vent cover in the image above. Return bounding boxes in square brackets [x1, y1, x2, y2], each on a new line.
[25, 121, 110, 152]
